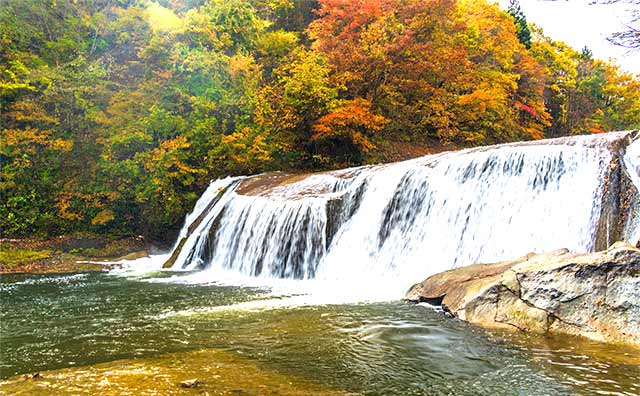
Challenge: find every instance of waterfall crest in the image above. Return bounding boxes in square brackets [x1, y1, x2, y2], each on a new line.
[165, 131, 640, 290]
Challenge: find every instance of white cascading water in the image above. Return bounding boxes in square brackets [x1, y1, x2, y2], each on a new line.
[167, 177, 244, 266]
[161, 131, 639, 296]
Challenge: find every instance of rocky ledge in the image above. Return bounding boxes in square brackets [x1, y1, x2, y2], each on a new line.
[406, 242, 640, 347]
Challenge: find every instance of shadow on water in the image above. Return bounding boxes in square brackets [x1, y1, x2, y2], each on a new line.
[1, 272, 639, 396]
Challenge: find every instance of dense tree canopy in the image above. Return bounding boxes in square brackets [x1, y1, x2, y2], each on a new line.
[1, 0, 639, 242]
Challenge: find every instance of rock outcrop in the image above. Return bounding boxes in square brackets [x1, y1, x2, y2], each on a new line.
[406, 242, 640, 346]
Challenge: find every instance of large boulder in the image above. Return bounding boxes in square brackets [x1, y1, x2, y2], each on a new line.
[406, 242, 640, 346]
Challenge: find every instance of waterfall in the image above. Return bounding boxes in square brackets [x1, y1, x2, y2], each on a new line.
[162, 177, 244, 269]
[165, 131, 639, 292]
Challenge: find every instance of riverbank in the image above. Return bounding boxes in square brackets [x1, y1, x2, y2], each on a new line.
[0, 234, 151, 274]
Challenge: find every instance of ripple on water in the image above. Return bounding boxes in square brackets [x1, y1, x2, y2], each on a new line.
[1, 273, 638, 396]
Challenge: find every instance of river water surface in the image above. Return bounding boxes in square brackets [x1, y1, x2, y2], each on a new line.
[1, 270, 639, 396]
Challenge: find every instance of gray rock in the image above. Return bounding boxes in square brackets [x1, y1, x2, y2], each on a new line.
[179, 379, 202, 388]
[406, 242, 640, 346]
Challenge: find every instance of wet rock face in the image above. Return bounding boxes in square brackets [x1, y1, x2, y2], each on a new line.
[406, 242, 640, 346]
[595, 152, 640, 251]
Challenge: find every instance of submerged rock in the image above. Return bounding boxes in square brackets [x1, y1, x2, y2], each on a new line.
[178, 378, 202, 388]
[406, 242, 640, 346]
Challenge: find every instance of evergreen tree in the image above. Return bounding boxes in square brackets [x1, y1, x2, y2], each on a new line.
[508, 0, 532, 49]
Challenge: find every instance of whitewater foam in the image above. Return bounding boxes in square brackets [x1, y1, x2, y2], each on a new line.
[114, 131, 639, 302]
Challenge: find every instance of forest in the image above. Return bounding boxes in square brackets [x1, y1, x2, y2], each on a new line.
[2, 0, 640, 244]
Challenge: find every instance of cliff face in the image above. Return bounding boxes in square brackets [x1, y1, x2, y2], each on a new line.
[595, 132, 640, 251]
[406, 242, 640, 347]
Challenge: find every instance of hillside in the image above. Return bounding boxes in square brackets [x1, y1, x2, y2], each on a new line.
[2, 0, 639, 243]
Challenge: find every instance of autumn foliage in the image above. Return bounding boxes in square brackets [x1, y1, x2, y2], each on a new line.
[1, 0, 639, 242]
